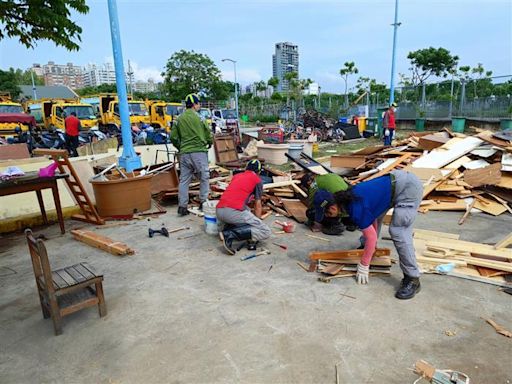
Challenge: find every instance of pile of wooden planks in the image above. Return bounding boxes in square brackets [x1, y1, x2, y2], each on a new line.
[300, 248, 392, 282]
[328, 128, 512, 224]
[414, 229, 512, 286]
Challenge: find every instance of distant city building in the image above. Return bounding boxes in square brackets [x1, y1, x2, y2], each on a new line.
[248, 82, 274, 98]
[31, 62, 83, 89]
[304, 82, 320, 96]
[82, 62, 134, 88]
[132, 79, 158, 94]
[272, 42, 299, 93]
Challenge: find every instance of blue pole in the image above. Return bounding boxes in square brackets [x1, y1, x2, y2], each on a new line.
[107, 0, 141, 171]
[389, 0, 400, 104]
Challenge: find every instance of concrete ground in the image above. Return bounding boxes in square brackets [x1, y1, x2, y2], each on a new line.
[0, 207, 511, 383]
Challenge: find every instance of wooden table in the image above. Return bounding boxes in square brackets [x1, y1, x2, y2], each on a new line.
[0, 172, 69, 234]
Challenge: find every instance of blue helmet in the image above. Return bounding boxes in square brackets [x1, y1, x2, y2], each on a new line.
[246, 159, 262, 174]
[185, 93, 200, 105]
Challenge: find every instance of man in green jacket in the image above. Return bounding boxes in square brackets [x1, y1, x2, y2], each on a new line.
[170, 93, 213, 216]
[301, 172, 352, 235]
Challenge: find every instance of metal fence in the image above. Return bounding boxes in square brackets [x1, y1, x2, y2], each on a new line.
[238, 75, 512, 121]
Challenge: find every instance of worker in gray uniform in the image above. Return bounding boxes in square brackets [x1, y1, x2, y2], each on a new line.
[323, 170, 423, 299]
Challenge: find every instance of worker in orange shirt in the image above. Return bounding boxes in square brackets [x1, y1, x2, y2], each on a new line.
[64, 112, 81, 157]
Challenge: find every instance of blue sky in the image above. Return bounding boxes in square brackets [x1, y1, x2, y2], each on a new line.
[0, 0, 510, 93]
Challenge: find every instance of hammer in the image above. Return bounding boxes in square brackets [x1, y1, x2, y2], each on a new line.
[240, 249, 271, 261]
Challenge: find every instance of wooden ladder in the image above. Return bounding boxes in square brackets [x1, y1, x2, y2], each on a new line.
[33, 149, 105, 225]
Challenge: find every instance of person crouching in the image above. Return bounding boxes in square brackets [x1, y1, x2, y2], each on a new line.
[216, 160, 271, 255]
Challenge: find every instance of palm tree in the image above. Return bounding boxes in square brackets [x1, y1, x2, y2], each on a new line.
[339, 61, 358, 108]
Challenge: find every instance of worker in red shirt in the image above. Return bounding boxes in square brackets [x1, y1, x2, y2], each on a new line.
[382, 102, 397, 146]
[216, 159, 271, 255]
[64, 112, 81, 157]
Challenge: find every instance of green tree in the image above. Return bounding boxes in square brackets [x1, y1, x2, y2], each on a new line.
[77, 83, 118, 96]
[10, 68, 44, 86]
[0, 69, 21, 98]
[407, 47, 458, 107]
[339, 61, 358, 108]
[0, 0, 89, 51]
[267, 76, 279, 93]
[210, 80, 237, 101]
[162, 50, 222, 101]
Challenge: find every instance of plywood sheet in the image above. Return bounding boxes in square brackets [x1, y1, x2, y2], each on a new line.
[474, 199, 507, 216]
[281, 199, 307, 223]
[0, 143, 30, 160]
[412, 137, 483, 169]
[464, 163, 502, 187]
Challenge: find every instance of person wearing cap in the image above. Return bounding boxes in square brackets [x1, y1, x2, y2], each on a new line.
[302, 173, 351, 235]
[216, 159, 271, 255]
[325, 170, 423, 299]
[383, 103, 397, 146]
[171, 93, 213, 216]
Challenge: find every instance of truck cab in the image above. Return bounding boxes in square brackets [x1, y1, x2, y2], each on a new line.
[0, 96, 32, 136]
[27, 99, 98, 131]
[93, 94, 150, 131]
[212, 108, 240, 143]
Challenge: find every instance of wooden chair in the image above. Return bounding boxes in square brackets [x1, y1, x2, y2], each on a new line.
[25, 229, 107, 335]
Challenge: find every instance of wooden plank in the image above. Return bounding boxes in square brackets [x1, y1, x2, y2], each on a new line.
[421, 201, 467, 211]
[71, 229, 135, 256]
[309, 248, 390, 262]
[418, 134, 450, 150]
[320, 256, 392, 267]
[290, 182, 308, 198]
[0, 143, 30, 160]
[476, 266, 509, 277]
[484, 318, 512, 338]
[426, 239, 512, 260]
[495, 233, 512, 249]
[422, 169, 457, 198]
[412, 136, 483, 169]
[474, 199, 507, 216]
[453, 256, 512, 273]
[364, 153, 413, 182]
[444, 155, 472, 169]
[263, 180, 300, 190]
[414, 229, 460, 240]
[464, 162, 502, 187]
[64, 265, 87, 283]
[55, 269, 76, 287]
[51, 271, 68, 289]
[417, 256, 467, 267]
[330, 155, 367, 169]
[281, 199, 307, 223]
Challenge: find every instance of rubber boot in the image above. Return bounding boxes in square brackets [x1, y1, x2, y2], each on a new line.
[395, 275, 421, 300]
[219, 225, 252, 255]
[177, 206, 189, 216]
[322, 223, 345, 236]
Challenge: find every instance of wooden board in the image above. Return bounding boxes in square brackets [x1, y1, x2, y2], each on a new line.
[474, 199, 507, 216]
[418, 134, 450, 150]
[464, 162, 502, 187]
[330, 155, 367, 169]
[0, 143, 30, 160]
[214, 135, 238, 163]
[476, 266, 509, 278]
[281, 199, 307, 223]
[422, 201, 467, 211]
[309, 248, 391, 271]
[71, 229, 135, 256]
[495, 233, 512, 249]
[426, 239, 512, 260]
[444, 155, 472, 169]
[412, 136, 483, 169]
[496, 174, 512, 190]
[414, 229, 460, 240]
[453, 256, 512, 273]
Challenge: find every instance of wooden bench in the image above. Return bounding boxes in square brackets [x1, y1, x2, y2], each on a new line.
[25, 229, 107, 335]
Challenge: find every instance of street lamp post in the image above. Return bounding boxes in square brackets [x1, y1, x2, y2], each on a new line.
[107, 0, 141, 172]
[389, 0, 401, 104]
[222, 59, 239, 121]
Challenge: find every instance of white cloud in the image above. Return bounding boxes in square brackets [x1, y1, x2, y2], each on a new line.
[102, 56, 163, 82]
[129, 61, 164, 82]
[221, 68, 262, 85]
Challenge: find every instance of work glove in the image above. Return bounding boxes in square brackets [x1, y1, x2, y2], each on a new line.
[356, 262, 369, 285]
[384, 129, 390, 137]
[311, 221, 323, 232]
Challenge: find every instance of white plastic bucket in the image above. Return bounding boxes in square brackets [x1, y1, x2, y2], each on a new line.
[203, 200, 219, 235]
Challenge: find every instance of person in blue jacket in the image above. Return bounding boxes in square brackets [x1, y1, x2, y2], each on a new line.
[315, 170, 423, 300]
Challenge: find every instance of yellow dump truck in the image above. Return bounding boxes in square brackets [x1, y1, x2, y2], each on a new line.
[81, 94, 150, 131]
[26, 99, 98, 131]
[0, 94, 35, 136]
[145, 100, 183, 131]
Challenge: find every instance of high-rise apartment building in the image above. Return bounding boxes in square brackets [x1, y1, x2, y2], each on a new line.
[82, 63, 134, 88]
[272, 42, 299, 93]
[31, 61, 84, 89]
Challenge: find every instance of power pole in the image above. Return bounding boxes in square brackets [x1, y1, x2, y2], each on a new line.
[389, 0, 401, 104]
